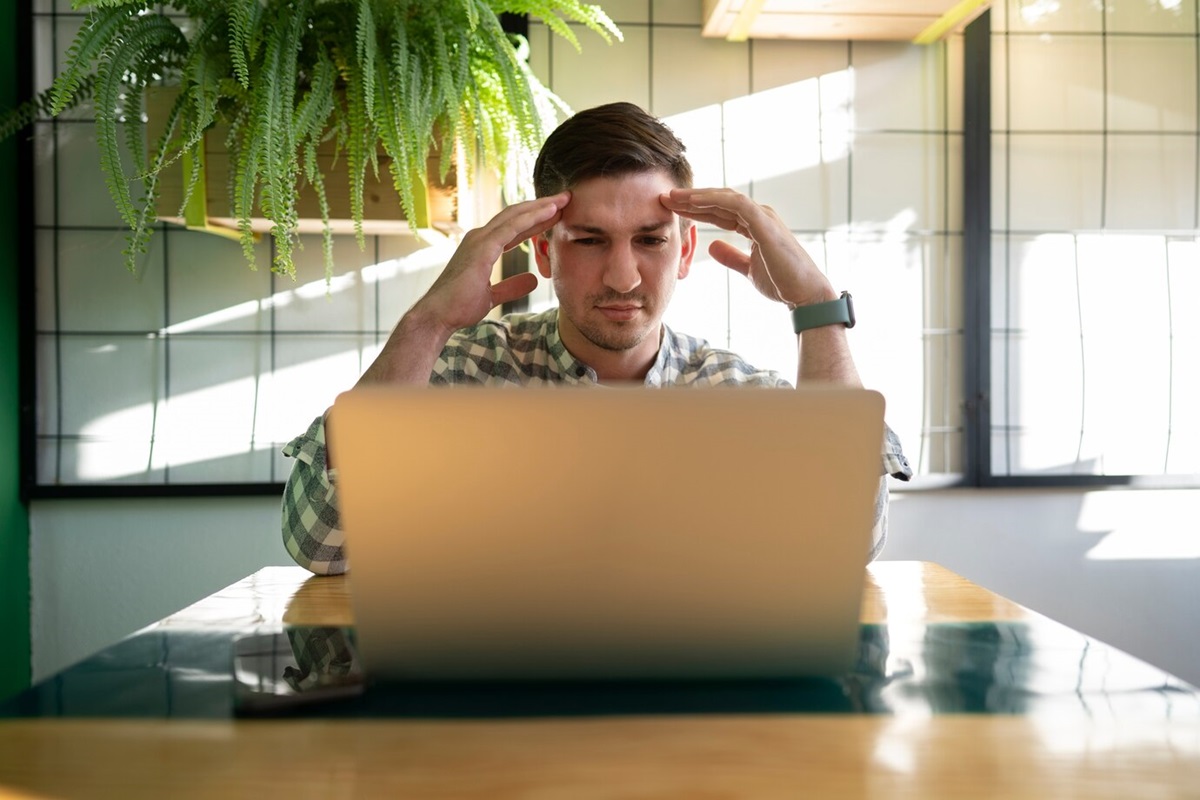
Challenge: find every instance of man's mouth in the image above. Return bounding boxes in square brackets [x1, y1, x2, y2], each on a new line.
[596, 303, 643, 322]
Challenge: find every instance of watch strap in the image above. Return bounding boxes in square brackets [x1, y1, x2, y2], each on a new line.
[791, 291, 855, 333]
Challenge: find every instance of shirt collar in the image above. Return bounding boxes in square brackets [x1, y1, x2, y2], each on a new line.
[545, 310, 677, 387]
[544, 311, 595, 384]
[643, 323, 677, 387]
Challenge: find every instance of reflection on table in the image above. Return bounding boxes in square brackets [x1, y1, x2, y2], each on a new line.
[1, 562, 1197, 797]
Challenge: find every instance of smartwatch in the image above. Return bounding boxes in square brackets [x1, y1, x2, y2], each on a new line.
[790, 291, 855, 334]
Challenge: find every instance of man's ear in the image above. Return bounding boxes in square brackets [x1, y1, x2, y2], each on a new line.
[677, 222, 697, 280]
[534, 232, 553, 278]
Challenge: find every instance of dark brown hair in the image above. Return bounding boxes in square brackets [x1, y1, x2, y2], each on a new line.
[533, 102, 693, 197]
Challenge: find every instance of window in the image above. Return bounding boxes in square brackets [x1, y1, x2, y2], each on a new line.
[985, 0, 1200, 484]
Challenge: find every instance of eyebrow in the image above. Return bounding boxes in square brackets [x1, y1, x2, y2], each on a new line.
[564, 222, 672, 235]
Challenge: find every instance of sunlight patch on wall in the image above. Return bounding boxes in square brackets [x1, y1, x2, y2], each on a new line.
[717, 74, 853, 187]
[74, 402, 159, 481]
[1004, 233, 1199, 476]
[658, 71, 853, 193]
[75, 348, 374, 480]
[159, 240, 457, 337]
[1079, 491, 1200, 560]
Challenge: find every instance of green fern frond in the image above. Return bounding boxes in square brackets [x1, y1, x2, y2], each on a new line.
[178, 134, 205, 218]
[94, 13, 187, 237]
[356, 0, 378, 121]
[298, 127, 337, 283]
[50, 4, 144, 115]
[340, 59, 375, 249]
[449, 18, 471, 116]
[375, 54, 419, 233]
[294, 56, 340, 279]
[127, 89, 187, 272]
[252, 0, 309, 275]
[300, 134, 318, 187]
[174, 15, 227, 162]
[526, 6, 578, 50]
[473, 7, 541, 154]
[70, 0, 142, 7]
[493, 0, 622, 50]
[121, 77, 146, 178]
[456, 0, 479, 29]
[223, 71, 261, 266]
[0, 73, 97, 140]
[228, 0, 258, 90]
[11, 0, 625, 280]
[232, 128, 263, 266]
[387, 5, 419, 194]
[426, 22, 469, 185]
[428, 13, 451, 114]
[517, 49, 572, 122]
[407, 44, 433, 182]
[294, 53, 337, 146]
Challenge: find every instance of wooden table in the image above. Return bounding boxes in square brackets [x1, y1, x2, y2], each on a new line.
[1, 561, 1197, 798]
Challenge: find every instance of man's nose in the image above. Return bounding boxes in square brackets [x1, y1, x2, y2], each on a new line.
[602, 243, 641, 294]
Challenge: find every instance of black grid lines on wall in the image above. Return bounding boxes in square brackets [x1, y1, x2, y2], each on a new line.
[990, 0, 1200, 482]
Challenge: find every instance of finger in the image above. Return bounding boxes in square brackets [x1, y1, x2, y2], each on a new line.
[482, 193, 569, 251]
[661, 192, 750, 235]
[663, 187, 753, 215]
[504, 206, 564, 253]
[489, 271, 538, 307]
[668, 207, 741, 232]
[708, 239, 751, 276]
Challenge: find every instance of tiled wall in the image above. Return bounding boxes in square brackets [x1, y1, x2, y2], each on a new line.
[990, 0, 1200, 476]
[526, 2, 963, 478]
[32, 1, 443, 485]
[32, 0, 967, 486]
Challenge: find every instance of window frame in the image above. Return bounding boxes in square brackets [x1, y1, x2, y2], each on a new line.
[962, 8, 1200, 490]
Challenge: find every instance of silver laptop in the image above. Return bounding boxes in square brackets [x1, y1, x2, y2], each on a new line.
[328, 385, 885, 681]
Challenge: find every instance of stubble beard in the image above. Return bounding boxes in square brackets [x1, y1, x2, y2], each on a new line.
[573, 292, 656, 353]
[578, 319, 651, 352]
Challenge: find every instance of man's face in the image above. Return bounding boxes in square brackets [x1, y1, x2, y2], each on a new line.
[534, 171, 696, 364]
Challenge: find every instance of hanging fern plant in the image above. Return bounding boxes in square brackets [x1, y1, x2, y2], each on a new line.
[2, 0, 620, 278]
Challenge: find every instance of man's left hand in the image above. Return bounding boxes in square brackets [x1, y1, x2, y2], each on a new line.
[661, 188, 836, 308]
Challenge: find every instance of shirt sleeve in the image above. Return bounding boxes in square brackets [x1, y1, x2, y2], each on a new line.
[280, 413, 349, 575]
[882, 425, 913, 482]
[866, 425, 914, 561]
[867, 477, 889, 562]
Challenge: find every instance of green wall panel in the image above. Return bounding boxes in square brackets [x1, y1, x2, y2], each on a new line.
[0, 0, 32, 699]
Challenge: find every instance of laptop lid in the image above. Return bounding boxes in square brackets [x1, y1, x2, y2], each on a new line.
[328, 385, 886, 681]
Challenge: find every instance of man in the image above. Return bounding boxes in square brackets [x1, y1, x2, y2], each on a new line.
[282, 102, 912, 575]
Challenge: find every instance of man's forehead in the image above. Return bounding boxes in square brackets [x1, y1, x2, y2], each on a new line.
[562, 219, 673, 234]
[559, 176, 679, 232]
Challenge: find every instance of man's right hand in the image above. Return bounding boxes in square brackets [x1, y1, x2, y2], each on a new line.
[356, 192, 569, 387]
[417, 192, 570, 337]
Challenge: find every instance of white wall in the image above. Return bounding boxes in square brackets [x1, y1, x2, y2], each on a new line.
[29, 496, 292, 681]
[30, 489, 1200, 688]
[884, 487, 1200, 688]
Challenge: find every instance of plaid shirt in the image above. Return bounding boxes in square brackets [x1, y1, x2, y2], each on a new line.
[282, 309, 912, 575]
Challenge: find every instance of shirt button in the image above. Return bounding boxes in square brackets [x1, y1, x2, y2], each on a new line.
[575, 366, 588, 378]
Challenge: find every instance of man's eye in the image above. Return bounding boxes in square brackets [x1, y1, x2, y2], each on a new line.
[572, 238, 601, 246]
[640, 237, 668, 247]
